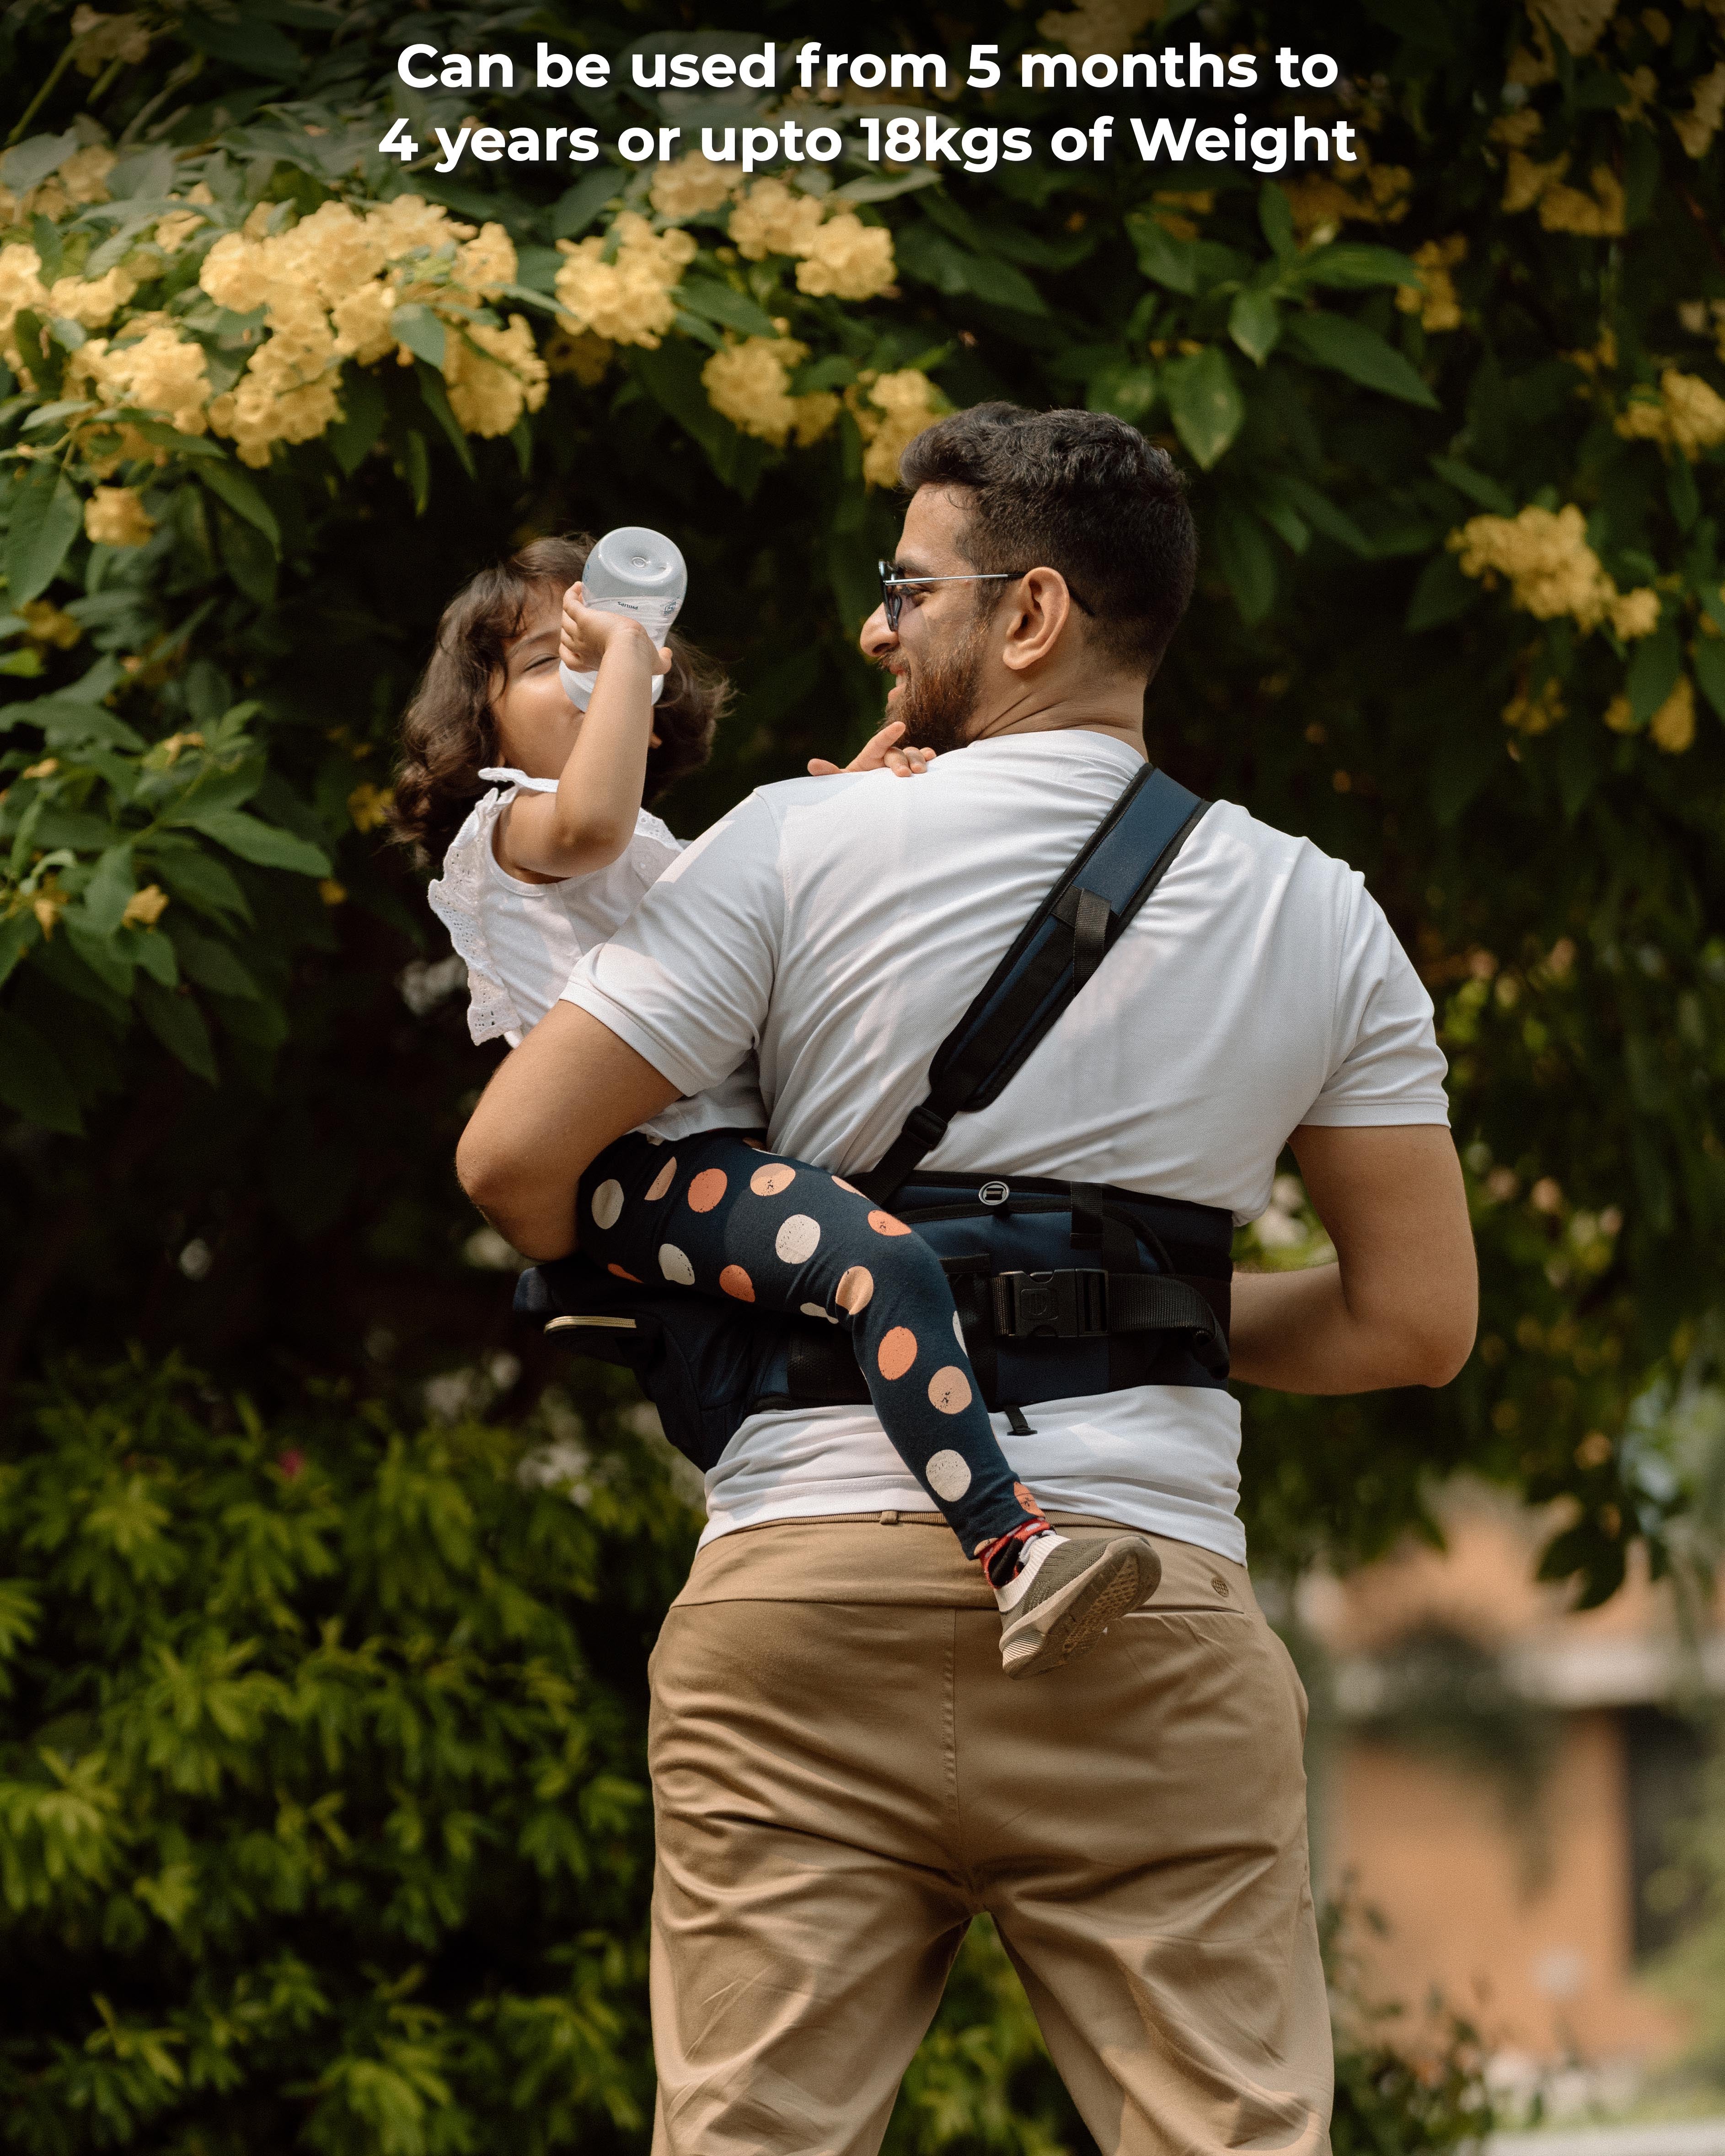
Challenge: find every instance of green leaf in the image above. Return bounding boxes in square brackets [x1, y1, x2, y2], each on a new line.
[550, 168, 625, 240]
[1085, 362, 1157, 424]
[1277, 476, 1375, 557]
[170, 924, 261, 1001]
[0, 132, 78, 198]
[675, 278, 781, 339]
[1229, 291, 1281, 366]
[136, 978, 218, 1083]
[1429, 457, 1516, 515]
[129, 921, 179, 988]
[83, 844, 137, 936]
[177, 10, 300, 76]
[1125, 212, 1198, 295]
[391, 305, 446, 374]
[216, 510, 277, 605]
[5, 465, 83, 604]
[176, 808, 331, 877]
[114, 413, 228, 460]
[1296, 243, 1426, 291]
[1164, 348, 1244, 471]
[1628, 621, 1682, 724]
[1281, 312, 1440, 408]
[1212, 499, 1278, 623]
[196, 465, 280, 551]
[402, 428, 430, 515]
[64, 919, 134, 996]
[414, 361, 477, 479]
[0, 909, 40, 994]
[0, 1006, 82, 1132]
[149, 841, 252, 924]
[1259, 185, 1297, 263]
[1406, 551, 1479, 631]
[1694, 637, 1725, 725]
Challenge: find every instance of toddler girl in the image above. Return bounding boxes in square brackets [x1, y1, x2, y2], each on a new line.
[392, 535, 1154, 1677]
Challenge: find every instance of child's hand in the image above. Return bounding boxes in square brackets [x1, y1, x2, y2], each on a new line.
[809, 719, 937, 779]
[559, 583, 671, 679]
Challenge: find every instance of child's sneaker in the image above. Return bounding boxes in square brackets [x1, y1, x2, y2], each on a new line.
[995, 1531, 1160, 1679]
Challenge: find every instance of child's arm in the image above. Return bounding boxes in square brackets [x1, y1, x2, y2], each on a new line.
[496, 588, 670, 881]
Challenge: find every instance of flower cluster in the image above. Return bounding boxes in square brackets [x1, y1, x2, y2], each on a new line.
[649, 153, 738, 221]
[1451, 504, 1661, 639]
[0, 240, 143, 376]
[1502, 678, 1567, 736]
[700, 336, 838, 448]
[846, 370, 945, 488]
[1504, 151, 1626, 234]
[70, 7, 150, 74]
[193, 196, 543, 463]
[1675, 61, 1725, 158]
[554, 212, 696, 350]
[84, 484, 154, 547]
[1610, 676, 1699, 752]
[1396, 236, 1467, 332]
[0, 139, 114, 225]
[1615, 369, 1725, 460]
[727, 181, 896, 302]
[1283, 146, 1412, 242]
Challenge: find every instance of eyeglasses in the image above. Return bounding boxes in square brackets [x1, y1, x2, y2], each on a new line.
[877, 559, 1094, 631]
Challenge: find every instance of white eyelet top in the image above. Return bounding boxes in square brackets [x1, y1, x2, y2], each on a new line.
[427, 767, 764, 1138]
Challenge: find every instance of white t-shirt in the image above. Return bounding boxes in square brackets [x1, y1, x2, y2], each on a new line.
[562, 729, 1450, 1562]
[427, 768, 762, 1141]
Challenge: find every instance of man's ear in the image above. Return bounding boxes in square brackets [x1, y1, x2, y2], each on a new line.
[999, 567, 1074, 674]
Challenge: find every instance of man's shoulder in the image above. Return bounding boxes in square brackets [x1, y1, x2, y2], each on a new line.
[1190, 796, 1354, 888]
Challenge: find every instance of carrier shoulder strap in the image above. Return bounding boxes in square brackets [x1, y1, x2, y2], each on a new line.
[858, 763, 1209, 1205]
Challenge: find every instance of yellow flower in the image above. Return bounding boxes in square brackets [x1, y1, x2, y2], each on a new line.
[318, 878, 348, 907]
[650, 153, 738, 221]
[84, 484, 154, 546]
[1528, 0, 1620, 56]
[1037, 0, 1161, 57]
[455, 222, 516, 299]
[444, 316, 548, 437]
[1396, 236, 1466, 333]
[1614, 369, 1725, 460]
[1649, 674, 1696, 753]
[795, 215, 896, 301]
[1451, 503, 1658, 639]
[21, 758, 59, 780]
[0, 244, 49, 367]
[1675, 62, 1725, 159]
[120, 883, 169, 927]
[32, 887, 67, 937]
[849, 369, 946, 489]
[20, 600, 81, 649]
[1488, 110, 1545, 148]
[1538, 166, 1625, 236]
[153, 209, 206, 253]
[728, 179, 825, 262]
[1603, 693, 1638, 732]
[544, 328, 613, 385]
[1502, 679, 1566, 734]
[84, 322, 211, 434]
[329, 278, 396, 366]
[553, 213, 696, 349]
[1503, 150, 1570, 214]
[702, 336, 807, 446]
[348, 781, 393, 832]
[71, 8, 150, 72]
[45, 265, 139, 330]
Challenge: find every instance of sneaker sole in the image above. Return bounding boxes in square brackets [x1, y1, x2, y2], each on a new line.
[1003, 1541, 1157, 1680]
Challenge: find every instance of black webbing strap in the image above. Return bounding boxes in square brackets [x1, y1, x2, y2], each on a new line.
[858, 765, 1209, 1205]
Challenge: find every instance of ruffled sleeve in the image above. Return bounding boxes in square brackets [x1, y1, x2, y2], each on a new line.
[427, 778, 530, 1047]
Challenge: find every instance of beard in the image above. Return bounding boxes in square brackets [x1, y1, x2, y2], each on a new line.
[880, 608, 991, 757]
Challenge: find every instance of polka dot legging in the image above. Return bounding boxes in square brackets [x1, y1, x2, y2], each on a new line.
[578, 1127, 1043, 1558]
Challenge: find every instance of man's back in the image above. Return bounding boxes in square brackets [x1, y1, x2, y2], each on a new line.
[568, 727, 1447, 1555]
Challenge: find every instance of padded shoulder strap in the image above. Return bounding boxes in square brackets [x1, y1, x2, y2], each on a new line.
[858, 764, 1208, 1205]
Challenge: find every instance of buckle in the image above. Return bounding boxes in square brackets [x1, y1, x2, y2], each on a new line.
[991, 1269, 1109, 1340]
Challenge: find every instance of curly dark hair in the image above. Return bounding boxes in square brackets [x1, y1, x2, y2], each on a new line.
[391, 534, 728, 867]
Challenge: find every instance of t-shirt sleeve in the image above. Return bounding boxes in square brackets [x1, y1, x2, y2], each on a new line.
[1302, 872, 1451, 1127]
[560, 792, 783, 1099]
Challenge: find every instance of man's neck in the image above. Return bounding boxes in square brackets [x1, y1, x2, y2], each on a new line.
[964, 690, 1147, 760]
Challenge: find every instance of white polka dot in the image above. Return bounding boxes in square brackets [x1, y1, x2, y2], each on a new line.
[800, 1301, 838, 1325]
[591, 1179, 623, 1230]
[926, 1450, 972, 1500]
[659, 1244, 694, 1285]
[775, 1214, 821, 1264]
[953, 1311, 965, 1346]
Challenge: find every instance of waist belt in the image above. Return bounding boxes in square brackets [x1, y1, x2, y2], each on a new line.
[517, 762, 1229, 1471]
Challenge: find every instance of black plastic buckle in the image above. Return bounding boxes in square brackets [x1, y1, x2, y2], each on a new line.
[991, 1268, 1109, 1340]
[904, 1102, 949, 1149]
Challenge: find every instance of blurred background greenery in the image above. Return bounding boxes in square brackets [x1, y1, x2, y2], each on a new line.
[1, 0, 1724, 2146]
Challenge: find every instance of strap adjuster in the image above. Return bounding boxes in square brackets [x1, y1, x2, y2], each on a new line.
[991, 1268, 1109, 1340]
[903, 1102, 949, 1150]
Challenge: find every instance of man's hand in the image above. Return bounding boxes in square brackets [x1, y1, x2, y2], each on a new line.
[808, 718, 935, 779]
[456, 1003, 681, 1259]
[1227, 1124, 1477, 1393]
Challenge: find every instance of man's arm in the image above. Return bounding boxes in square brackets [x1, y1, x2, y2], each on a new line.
[456, 1004, 680, 1259]
[1226, 1123, 1477, 1392]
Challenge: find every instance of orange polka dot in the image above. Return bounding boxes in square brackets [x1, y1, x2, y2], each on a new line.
[607, 1264, 642, 1283]
[836, 1266, 874, 1314]
[719, 1264, 755, 1302]
[868, 1209, 912, 1237]
[688, 1168, 728, 1212]
[928, 1366, 973, 1414]
[646, 1158, 677, 1202]
[832, 1177, 863, 1196]
[877, 1327, 917, 1380]
[750, 1162, 796, 1196]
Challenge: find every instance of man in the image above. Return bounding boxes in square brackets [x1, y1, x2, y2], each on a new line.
[458, 405, 1477, 2156]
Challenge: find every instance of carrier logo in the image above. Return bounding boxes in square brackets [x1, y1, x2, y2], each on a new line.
[978, 1180, 1010, 1207]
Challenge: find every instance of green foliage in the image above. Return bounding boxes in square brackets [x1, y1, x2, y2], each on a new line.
[0, 1352, 696, 2155]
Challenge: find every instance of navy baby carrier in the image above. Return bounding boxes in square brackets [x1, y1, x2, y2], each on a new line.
[514, 763, 1234, 1473]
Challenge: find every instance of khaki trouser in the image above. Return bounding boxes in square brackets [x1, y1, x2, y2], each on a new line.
[646, 1512, 1332, 2156]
